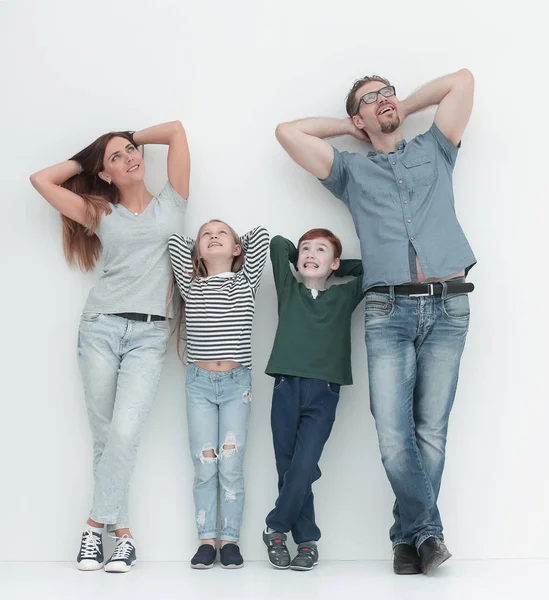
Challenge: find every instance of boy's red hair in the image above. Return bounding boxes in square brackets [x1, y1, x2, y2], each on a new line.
[297, 228, 342, 259]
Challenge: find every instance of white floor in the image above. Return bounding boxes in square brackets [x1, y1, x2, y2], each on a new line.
[1, 560, 547, 600]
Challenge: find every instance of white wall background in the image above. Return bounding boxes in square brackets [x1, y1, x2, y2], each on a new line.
[1, 0, 547, 561]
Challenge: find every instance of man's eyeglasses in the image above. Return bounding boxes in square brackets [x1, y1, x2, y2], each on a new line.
[354, 85, 396, 115]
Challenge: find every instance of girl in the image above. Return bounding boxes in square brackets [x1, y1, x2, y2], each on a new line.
[168, 220, 269, 569]
[30, 121, 190, 573]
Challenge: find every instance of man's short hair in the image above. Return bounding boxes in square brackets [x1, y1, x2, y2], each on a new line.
[345, 75, 392, 117]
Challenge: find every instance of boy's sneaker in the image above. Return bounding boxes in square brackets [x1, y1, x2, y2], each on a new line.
[104, 536, 137, 573]
[290, 542, 319, 571]
[77, 529, 104, 571]
[220, 543, 244, 569]
[191, 544, 216, 569]
[262, 528, 291, 569]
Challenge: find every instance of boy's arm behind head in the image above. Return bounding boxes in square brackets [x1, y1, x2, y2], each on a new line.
[270, 235, 298, 294]
[334, 258, 363, 278]
[335, 258, 365, 308]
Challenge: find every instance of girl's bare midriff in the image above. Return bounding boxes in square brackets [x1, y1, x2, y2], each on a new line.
[193, 360, 241, 372]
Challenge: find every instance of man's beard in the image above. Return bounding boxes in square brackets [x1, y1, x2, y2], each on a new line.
[380, 115, 401, 134]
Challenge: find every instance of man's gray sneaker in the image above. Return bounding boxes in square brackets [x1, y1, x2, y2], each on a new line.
[290, 542, 318, 571]
[262, 529, 291, 569]
[418, 537, 452, 575]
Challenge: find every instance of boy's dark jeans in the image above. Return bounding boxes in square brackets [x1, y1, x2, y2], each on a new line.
[266, 375, 340, 543]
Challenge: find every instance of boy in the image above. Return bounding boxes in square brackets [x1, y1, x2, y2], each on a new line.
[263, 229, 363, 570]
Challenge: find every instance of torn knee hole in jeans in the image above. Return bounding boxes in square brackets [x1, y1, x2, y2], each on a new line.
[242, 390, 251, 404]
[223, 486, 237, 502]
[199, 443, 218, 463]
[219, 431, 238, 459]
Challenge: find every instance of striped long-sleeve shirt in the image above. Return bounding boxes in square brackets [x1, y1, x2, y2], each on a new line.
[168, 226, 270, 368]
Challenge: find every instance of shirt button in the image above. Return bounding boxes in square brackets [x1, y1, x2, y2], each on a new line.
[407, 219, 412, 223]
[399, 179, 403, 184]
[410, 237, 415, 241]
[392, 161, 396, 165]
[403, 200, 408, 204]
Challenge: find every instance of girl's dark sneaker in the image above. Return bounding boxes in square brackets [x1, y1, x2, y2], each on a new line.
[191, 544, 216, 569]
[220, 543, 244, 569]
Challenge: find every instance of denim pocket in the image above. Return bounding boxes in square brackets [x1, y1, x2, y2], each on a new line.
[186, 365, 199, 386]
[403, 155, 436, 186]
[364, 294, 394, 321]
[327, 382, 341, 397]
[273, 375, 287, 390]
[232, 367, 252, 388]
[442, 293, 470, 319]
[81, 312, 103, 322]
[152, 319, 171, 332]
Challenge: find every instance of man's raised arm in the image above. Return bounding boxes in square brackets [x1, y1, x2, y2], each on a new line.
[400, 69, 474, 146]
[275, 117, 368, 180]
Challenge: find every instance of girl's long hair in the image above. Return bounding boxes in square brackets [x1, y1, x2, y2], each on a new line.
[173, 220, 244, 360]
[61, 131, 136, 271]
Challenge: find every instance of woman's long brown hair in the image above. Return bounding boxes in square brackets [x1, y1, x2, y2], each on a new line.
[61, 131, 136, 271]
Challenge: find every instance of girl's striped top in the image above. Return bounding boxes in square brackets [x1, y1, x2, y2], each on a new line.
[168, 226, 269, 368]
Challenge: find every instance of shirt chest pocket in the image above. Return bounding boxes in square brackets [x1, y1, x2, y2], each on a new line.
[402, 156, 436, 186]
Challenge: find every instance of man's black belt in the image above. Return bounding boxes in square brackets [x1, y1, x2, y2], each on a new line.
[112, 312, 165, 322]
[368, 282, 474, 296]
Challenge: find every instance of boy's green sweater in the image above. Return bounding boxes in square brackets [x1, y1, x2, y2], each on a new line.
[265, 235, 364, 385]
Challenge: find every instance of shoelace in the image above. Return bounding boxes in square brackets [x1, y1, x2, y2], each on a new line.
[109, 535, 134, 561]
[80, 530, 102, 559]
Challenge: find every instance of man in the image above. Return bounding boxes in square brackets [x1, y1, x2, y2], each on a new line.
[275, 69, 476, 575]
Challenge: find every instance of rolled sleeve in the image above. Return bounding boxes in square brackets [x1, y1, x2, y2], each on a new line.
[430, 123, 460, 166]
[319, 147, 350, 204]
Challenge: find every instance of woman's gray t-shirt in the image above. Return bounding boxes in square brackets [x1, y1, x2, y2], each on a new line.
[83, 181, 186, 318]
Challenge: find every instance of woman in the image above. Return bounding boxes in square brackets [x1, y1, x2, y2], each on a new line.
[30, 121, 190, 572]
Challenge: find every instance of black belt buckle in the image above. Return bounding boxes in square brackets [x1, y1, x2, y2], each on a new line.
[409, 283, 435, 297]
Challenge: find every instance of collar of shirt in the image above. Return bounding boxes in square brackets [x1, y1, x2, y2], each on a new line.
[204, 271, 236, 281]
[367, 138, 407, 157]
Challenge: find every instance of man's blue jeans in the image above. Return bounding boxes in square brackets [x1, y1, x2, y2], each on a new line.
[364, 280, 470, 548]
